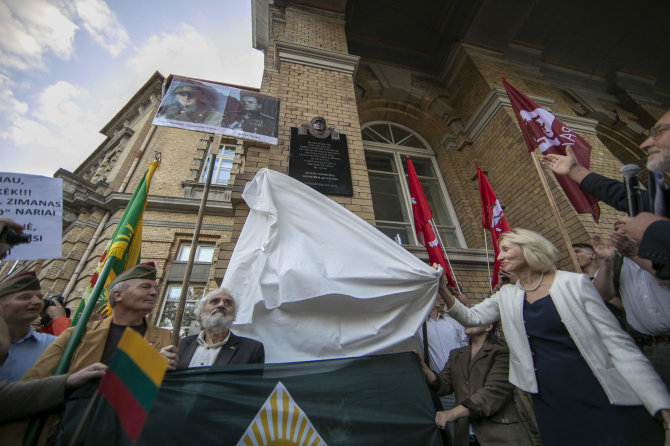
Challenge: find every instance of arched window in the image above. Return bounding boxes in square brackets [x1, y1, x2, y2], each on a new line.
[362, 122, 466, 248]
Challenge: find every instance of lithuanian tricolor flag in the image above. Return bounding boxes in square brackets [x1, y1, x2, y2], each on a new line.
[70, 161, 159, 325]
[98, 328, 168, 442]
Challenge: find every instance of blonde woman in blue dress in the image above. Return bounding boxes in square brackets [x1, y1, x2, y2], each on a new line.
[437, 228, 670, 446]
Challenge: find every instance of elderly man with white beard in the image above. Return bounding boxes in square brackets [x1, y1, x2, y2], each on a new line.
[176, 290, 264, 369]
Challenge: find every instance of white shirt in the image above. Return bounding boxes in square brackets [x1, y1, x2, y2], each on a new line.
[418, 313, 468, 372]
[188, 331, 231, 368]
[619, 257, 670, 336]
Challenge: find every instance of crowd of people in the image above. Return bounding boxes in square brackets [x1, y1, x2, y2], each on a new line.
[0, 111, 669, 445]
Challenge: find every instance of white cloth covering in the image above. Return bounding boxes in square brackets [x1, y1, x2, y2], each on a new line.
[222, 168, 440, 363]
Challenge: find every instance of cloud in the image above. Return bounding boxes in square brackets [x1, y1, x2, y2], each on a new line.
[0, 0, 78, 71]
[126, 23, 263, 87]
[0, 74, 29, 116]
[0, 0, 129, 73]
[0, 5, 264, 177]
[0, 79, 106, 175]
[73, 0, 129, 57]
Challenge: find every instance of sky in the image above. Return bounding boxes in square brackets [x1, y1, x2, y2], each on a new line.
[0, 0, 264, 176]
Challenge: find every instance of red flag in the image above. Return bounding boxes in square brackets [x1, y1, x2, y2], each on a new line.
[406, 157, 455, 287]
[477, 167, 511, 288]
[501, 78, 600, 222]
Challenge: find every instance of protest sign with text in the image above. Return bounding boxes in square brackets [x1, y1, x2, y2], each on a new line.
[0, 172, 62, 260]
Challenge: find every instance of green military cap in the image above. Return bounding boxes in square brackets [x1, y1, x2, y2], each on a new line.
[107, 262, 157, 290]
[0, 271, 41, 297]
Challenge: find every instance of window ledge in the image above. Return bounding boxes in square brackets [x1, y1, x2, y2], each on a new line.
[182, 181, 232, 202]
[405, 246, 496, 268]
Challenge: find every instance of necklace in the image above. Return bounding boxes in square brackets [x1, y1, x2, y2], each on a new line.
[519, 272, 545, 292]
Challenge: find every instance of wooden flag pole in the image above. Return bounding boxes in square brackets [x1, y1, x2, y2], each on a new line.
[482, 228, 493, 292]
[171, 134, 221, 345]
[23, 256, 115, 446]
[68, 391, 100, 446]
[530, 151, 581, 272]
[429, 219, 461, 292]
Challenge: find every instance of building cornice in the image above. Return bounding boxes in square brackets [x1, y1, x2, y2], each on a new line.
[60, 172, 233, 223]
[463, 87, 597, 145]
[274, 40, 359, 77]
[252, 0, 273, 51]
[406, 246, 497, 270]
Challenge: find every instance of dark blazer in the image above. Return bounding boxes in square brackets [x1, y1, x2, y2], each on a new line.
[429, 340, 535, 446]
[176, 332, 264, 369]
[638, 219, 670, 279]
[579, 172, 670, 217]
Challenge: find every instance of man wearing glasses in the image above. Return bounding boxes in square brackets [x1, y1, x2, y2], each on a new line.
[541, 111, 670, 392]
[541, 112, 670, 277]
[540, 111, 669, 218]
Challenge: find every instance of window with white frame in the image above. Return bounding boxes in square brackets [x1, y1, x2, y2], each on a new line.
[199, 144, 237, 185]
[362, 122, 465, 248]
[157, 284, 199, 336]
[177, 244, 215, 263]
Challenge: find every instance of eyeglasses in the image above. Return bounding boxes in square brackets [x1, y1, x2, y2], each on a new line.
[649, 123, 670, 139]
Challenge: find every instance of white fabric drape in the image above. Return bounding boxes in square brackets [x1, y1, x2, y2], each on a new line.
[223, 168, 440, 363]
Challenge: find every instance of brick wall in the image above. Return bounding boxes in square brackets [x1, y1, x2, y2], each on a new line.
[215, 3, 372, 280]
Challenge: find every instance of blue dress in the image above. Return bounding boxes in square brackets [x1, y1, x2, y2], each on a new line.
[523, 295, 662, 446]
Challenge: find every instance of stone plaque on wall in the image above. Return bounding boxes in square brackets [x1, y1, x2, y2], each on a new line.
[288, 119, 353, 196]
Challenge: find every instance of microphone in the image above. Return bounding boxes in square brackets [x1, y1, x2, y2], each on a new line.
[620, 164, 640, 216]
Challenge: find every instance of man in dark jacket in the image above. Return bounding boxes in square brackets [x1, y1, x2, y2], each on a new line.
[176, 289, 264, 369]
[541, 110, 670, 387]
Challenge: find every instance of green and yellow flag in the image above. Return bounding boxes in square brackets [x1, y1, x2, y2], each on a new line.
[71, 161, 159, 325]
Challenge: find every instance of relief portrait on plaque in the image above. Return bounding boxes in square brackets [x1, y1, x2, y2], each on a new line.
[288, 117, 353, 196]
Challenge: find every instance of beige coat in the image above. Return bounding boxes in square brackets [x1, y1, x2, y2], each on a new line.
[447, 270, 670, 415]
[22, 316, 171, 380]
[2, 317, 171, 445]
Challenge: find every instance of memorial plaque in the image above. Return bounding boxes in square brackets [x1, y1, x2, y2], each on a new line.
[288, 126, 353, 196]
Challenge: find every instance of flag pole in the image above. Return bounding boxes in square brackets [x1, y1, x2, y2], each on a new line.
[429, 219, 461, 291]
[4, 260, 18, 277]
[171, 134, 220, 345]
[530, 151, 581, 271]
[68, 391, 100, 446]
[483, 228, 493, 292]
[23, 256, 115, 446]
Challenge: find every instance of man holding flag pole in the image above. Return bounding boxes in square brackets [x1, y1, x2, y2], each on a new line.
[16, 160, 177, 445]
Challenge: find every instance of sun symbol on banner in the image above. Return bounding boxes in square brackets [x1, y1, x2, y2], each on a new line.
[237, 381, 327, 446]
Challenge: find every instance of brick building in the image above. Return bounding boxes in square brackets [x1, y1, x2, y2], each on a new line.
[5, 0, 668, 333]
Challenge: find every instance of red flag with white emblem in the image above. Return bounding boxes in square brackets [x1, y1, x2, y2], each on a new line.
[477, 167, 511, 288]
[501, 77, 600, 222]
[406, 157, 455, 287]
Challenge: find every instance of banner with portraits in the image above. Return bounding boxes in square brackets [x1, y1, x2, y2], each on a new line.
[153, 76, 279, 145]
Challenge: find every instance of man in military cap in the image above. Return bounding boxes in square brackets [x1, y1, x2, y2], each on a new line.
[22, 262, 177, 380]
[228, 92, 277, 137]
[0, 272, 54, 381]
[160, 82, 224, 126]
